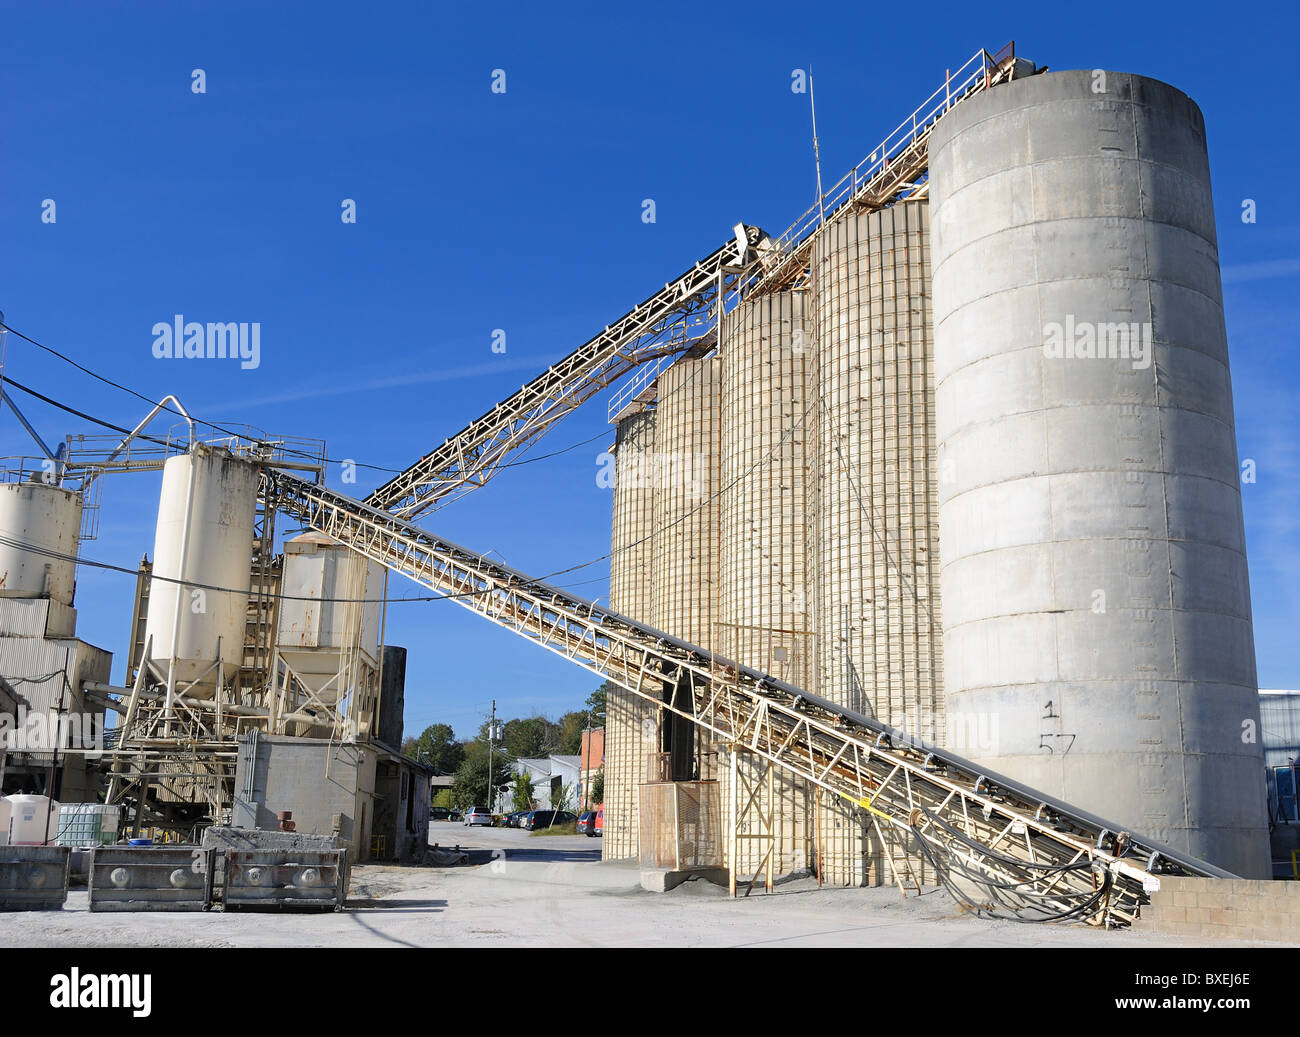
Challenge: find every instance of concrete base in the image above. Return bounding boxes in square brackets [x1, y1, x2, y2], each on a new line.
[640, 867, 729, 893]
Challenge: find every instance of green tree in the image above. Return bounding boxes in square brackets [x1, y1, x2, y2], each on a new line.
[511, 768, 536, 812]
[590, 768, 604, 806]
[501, 716, 562, 759]
[586, 683, 612, 725]
[557, 711, 589, 755]
[452, 738, 510, 809]
[403, 723, 465, 774]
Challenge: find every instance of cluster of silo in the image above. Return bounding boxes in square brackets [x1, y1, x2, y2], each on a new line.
[605, 67, 1269, 882]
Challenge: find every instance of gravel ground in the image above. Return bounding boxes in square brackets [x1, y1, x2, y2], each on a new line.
[0, 826, 1282, 948]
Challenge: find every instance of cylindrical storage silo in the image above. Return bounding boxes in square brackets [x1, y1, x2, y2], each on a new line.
[144, 445, 259, 697]
[277, 532, 387, 707]
[652, 357, 722, 781]
[0, 480, 83, 605]
[929, 70, 1269, 877]
[719, 291, 815, 877]
[810, 199, 944, 885]
[603, 408, 659, 860]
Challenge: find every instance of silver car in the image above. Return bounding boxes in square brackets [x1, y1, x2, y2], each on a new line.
[464, 806, 493, 827]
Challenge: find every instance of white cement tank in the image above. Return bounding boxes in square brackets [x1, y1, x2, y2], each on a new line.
[144, 445, 259, 696]
[0, 480, 83, 606]
[276, 532, 386, 705]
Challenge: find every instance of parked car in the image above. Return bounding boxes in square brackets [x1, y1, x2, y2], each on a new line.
[523, 810, 577, 831]
[577, 810, 599, 836]
[506, 810, 530, 828]
[464, 805, 493, 827]
[594, 805, 603, 836]
[430, 807, 456, 822]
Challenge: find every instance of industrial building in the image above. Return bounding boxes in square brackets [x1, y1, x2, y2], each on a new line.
[0, 43, 1283, 926]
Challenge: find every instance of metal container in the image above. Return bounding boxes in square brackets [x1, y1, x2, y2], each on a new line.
[222, 848, 347, 910]
[144, 445, 259, 696]
[0, 481, 82, 605]
[0, 845, 70, 910]
[276, 532, 386, 706]
[929, 70, 1269, 877]
[603, 409, 660, 861]
[718, 291, 815, 878]
[88, 846, 214, 911]
[808, 199, 943, 886]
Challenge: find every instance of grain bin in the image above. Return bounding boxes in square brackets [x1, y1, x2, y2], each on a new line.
[928, 70, 1269, 877]
[143, 445, 259, 697]
[0, 480, 83, 606]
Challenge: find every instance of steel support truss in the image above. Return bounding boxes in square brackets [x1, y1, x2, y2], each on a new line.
[261, 470, 1231, 927]
[366, 226, 767, 520]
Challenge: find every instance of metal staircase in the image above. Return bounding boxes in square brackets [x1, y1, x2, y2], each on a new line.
[261, 469, 1229, 927]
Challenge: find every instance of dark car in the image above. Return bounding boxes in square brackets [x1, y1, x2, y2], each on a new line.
[506, 810, 530, 828]
[577, 810, 599, 836]
[430, 807, 456, 822]
[523, 810, 577, 831]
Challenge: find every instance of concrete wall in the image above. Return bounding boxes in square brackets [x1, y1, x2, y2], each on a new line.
[929, 69, 1269, 877]
[232, 735, 376, 864]
[1141, 876, 1300, 943]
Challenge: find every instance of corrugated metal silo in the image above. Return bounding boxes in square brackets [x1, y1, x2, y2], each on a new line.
[809, 199, 944, 884]
[0, 481, 83, 606]
[603, 408, 659, 860]
[929, 70, 1269, 877]
[719, 292, 815, 877]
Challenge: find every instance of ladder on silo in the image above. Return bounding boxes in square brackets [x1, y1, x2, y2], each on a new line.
[258, 468, 1232, 927]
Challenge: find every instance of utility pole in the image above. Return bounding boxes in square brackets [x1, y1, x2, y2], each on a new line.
[487, 699, 496, 812]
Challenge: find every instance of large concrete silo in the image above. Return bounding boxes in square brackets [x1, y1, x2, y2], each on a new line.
[928, 70, 1269, 876]
[603, 408, 659, 859]
[718, 292, 815, 878]
[652, 357, 722, 783]
[809, 199, 944, 884]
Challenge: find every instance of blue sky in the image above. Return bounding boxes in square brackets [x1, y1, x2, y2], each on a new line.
[2, 1, 1297, 741]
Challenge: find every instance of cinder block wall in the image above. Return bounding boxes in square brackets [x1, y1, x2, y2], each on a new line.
[1141, 877, 1300, 942]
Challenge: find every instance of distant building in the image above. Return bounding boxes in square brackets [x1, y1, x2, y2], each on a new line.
[580, 727, 605, 809]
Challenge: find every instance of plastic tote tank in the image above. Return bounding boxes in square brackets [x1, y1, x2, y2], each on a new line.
[143, 445, 259, 696]
[8, 795, 60, 844]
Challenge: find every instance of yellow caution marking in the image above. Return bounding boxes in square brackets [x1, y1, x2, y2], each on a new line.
[841, 792, 892, 819]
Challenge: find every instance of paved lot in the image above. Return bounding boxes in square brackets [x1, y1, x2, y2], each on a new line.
[0, 825, 1285, 948]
